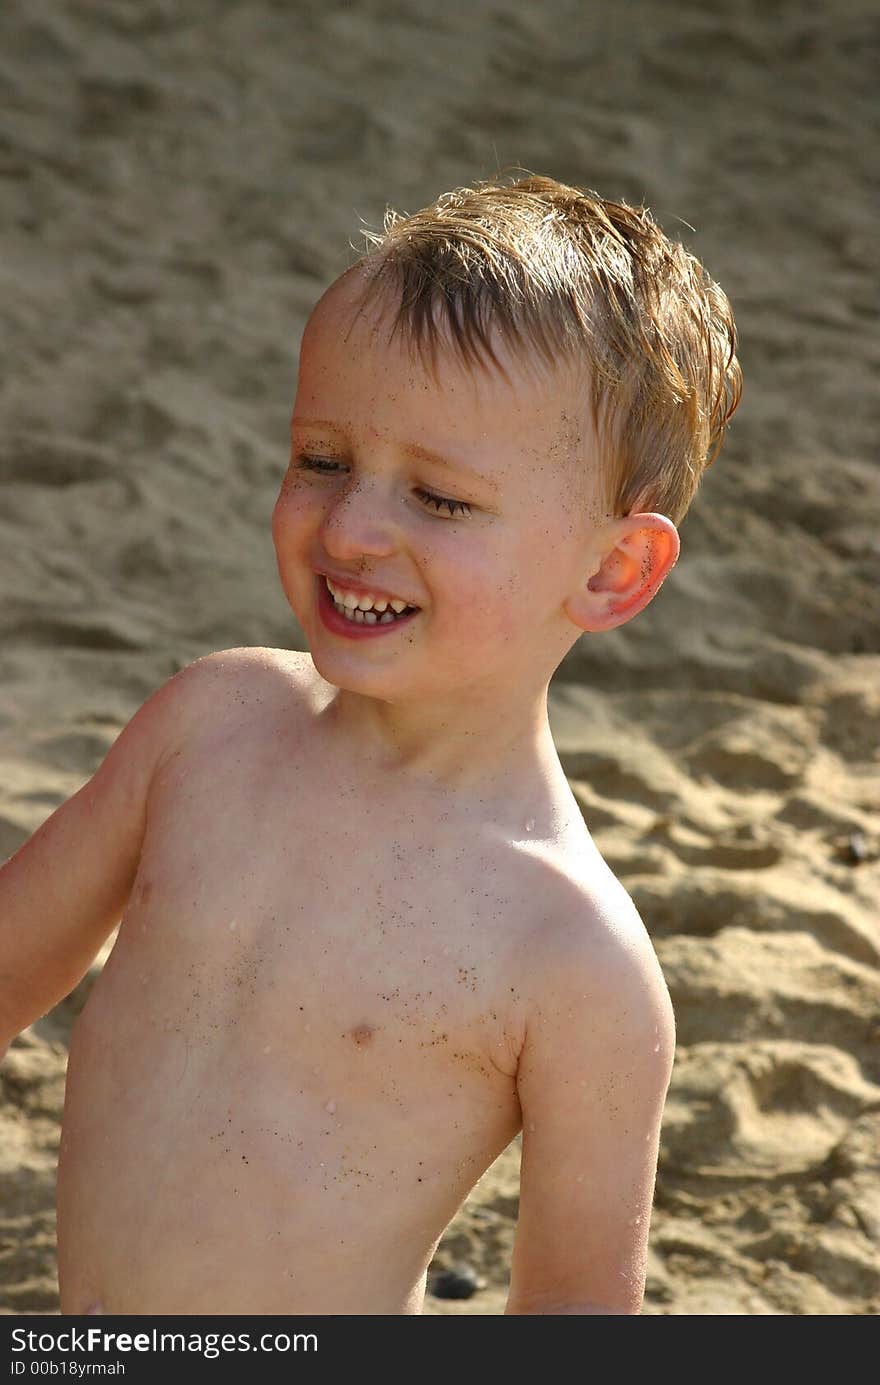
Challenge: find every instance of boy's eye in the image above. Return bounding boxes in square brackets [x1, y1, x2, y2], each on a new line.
[412, 488, 471, 518]
[296, 455, 472, 519]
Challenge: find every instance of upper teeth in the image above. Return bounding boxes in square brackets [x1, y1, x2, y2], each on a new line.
[325, 576, 410, 614]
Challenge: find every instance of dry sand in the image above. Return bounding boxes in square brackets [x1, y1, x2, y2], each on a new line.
[1, 0, 878, 1316]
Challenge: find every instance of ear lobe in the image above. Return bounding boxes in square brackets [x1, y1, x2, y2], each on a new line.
[566, 513, 680, 633]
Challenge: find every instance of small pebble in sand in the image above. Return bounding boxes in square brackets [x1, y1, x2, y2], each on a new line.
[843, 832, 869, 863]
[431, 1264, 482, 1300]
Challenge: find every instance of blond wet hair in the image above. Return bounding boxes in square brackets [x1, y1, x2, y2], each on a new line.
[356, 174, 742, 526]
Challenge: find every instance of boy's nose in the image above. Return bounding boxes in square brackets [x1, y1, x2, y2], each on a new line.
[318, 478, 399, 559]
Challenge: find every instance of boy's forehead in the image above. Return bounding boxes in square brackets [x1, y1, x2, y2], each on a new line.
[309, 269, 541, 374]
[300, 271, 596, 461]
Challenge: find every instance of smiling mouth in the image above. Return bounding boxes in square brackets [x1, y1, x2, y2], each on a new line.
[321, 574, 420, 625]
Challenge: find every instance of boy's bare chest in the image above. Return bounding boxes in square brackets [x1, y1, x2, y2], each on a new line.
[115, 721, 538, 1085]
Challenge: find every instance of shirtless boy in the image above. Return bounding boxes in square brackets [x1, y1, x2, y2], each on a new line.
[0, 176, 740, 1315]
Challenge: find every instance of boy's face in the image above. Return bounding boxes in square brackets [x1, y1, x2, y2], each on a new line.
[272, 272, 612, 706]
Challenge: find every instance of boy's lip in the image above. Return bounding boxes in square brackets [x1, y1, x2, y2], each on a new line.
[315, 567, 420, 609]
[316, 571, 420, 637]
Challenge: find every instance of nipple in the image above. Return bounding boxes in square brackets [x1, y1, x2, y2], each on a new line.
[350, 1023, 374, 1047]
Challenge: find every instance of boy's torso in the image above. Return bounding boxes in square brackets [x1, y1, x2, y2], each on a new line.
[57, 648, 612, 1315]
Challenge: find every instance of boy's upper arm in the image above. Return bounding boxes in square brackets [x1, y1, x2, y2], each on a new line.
[507, 887, 675, 1316]
[0, 651, 230, 1046]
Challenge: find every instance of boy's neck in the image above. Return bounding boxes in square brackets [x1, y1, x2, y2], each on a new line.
[317, 678, 564, 807]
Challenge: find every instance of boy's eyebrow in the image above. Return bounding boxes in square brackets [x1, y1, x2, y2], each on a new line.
[292, 417, 499, 494]
[403, 441, 500, 493]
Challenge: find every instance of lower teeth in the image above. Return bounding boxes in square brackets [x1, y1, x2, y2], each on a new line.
[331, 598, 408, 625]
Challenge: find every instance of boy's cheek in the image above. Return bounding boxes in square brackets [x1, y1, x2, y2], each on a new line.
[275, 464, 302, 503]
[271, 503, 308, 580]
[457, 587, 520, 645]
[271, 483, 310, 543]
[270, 495, 288, 550]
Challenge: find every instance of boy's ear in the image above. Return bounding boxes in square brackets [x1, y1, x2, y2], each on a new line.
[565, 512, 680, 633]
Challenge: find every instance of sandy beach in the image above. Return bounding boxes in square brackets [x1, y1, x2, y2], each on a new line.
[1, 0, 878, 1315]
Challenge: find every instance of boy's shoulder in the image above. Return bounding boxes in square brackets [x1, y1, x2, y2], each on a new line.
[511, 837, 672, 1043]
[160, 644, 315, 725]
[173, 643, 312, 690]
[135, 645, 318, 780]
